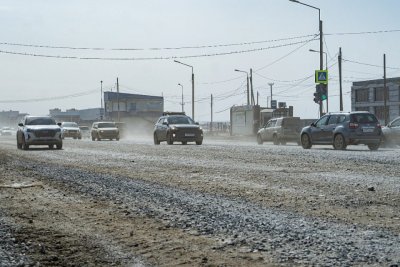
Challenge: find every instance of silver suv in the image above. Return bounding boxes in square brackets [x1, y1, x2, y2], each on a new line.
[91, 122, 120, 141]
[257, 117, 301, 145]
[300, 111, 383, 150]
[17, 116, 62, 150]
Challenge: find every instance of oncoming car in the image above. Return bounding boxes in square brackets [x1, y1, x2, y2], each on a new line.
[153, 112, 203, 145]
[300, 111, 382, 150]
[61, 122, 81, 139]
[91, 121, 120, 141]
[16, 116, 62, 150]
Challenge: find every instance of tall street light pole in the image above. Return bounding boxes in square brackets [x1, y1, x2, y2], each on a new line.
[174, 60, 194, 120]
[290, 0, 323, 116]
[178, 83, 184, 113]
[234, 69, 250, 106]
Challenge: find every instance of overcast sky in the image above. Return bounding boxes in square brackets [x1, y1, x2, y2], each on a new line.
[1, 0, 400, 121]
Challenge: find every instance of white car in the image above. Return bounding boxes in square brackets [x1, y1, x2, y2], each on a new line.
[61, 122, 82, 139]
[1, 127, 14, 136]
[382, 116, 400, 146]
[16, 116, 63, 150]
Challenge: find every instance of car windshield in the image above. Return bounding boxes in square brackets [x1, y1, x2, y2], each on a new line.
[62, 122, 78, 127]
[167, 116, 194, 125]
[79, 126, 89, 130]
[98, 123, 116, 128]
[25, 117, 56, 125]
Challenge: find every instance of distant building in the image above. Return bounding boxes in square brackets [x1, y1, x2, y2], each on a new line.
[352, 77, 400, 124]
[103, 91, 164, 135]
[104, 91, 163, 120]
[0, 110, 27, 127]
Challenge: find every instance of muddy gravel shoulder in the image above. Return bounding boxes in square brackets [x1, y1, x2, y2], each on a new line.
[1, 138, 400, 266]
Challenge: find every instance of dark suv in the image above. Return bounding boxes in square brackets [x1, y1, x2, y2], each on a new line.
[300, 111, 383, 150]
[153, 112, 203, 145]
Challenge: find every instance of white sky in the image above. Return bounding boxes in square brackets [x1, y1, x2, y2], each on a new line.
[1, 0, 400, 121]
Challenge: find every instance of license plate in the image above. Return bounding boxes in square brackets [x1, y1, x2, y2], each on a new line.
[185, 133, 195, 137]
[362, 127, 374, 133]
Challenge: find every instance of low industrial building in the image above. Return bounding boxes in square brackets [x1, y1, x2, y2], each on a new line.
[352, 77, 400, 124]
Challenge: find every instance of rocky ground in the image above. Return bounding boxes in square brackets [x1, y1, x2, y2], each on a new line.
[0, 135, 399, 266]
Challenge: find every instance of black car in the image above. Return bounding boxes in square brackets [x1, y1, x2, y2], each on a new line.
[300, 111, 383, 150]
[153, 112, 203, 145]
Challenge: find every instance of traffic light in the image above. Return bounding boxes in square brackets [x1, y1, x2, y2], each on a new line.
[313, 90, 320, 103]
[313, 84, 322, 103]
[319, 84, 327, 101]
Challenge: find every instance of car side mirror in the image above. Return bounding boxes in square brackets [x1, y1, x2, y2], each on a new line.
[162, 121, 168, 125]
[311, 122, 316, 127]
[18, 123, 23, 127]
[57, 122, 62, 126]
[195, 122, 199, 125]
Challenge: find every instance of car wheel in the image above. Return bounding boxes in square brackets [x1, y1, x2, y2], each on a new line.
[48, 144, 54, 149]
[116, 137, 120, 141]
[97, 134, 101, 141]
[182, 141, 187, 145]
[21, 137, 29, 150]
[257, 134, 263, 145]
[273, 135, 279, 145]
[333, 134, 347, 150]
[167, 133, 173, 145]
[91, 135, 95, 141]
[280, 140, 287, 145]
[17, 137, 22, 149]
[78, 136, 82, 140]
[301, 134, 312, 149]
[368, 143, 380, 151]
[56, 143, 62, 150]
[153, 134, 160, 145]
[196, 140, 203, 145]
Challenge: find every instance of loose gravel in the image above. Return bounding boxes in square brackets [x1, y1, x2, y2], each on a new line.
[1, 137, 400, 266]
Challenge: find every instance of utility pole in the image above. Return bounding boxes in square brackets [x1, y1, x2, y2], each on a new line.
[250, 68, 255, 106]
[257, 91, 259, 105]
[100, 80, 103, 120]
[210, 94, 213, 134]
[384, 54, 388, 125]
[268, 83, 274, 108]
[338, 47, 343, 111]
[117, 77, 120, 122]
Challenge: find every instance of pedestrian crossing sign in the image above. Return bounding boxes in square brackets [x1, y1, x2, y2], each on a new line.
[315, 70, 328, 84]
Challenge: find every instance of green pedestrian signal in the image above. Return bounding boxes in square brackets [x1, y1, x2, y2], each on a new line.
[317, 84, 327, 101]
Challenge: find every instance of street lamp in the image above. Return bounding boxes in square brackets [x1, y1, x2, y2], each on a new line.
[178, 83, 184, 113]
[174, 60, 194, 120]
[289, 0, 324, 116]
[309, 49, 327, 70]
[234, 69, 250, 106]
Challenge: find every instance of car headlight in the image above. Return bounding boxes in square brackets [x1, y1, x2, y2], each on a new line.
[170, 126, 177, 131]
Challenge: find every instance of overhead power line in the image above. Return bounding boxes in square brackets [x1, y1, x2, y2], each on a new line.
[0, 38, 318, 61]
[343, 58, 400, 70]
[0, 34, 316, 51]
[0, 89, 97, 103]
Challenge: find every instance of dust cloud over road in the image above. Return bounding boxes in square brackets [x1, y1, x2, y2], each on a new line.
[0, 135, 399, 266]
